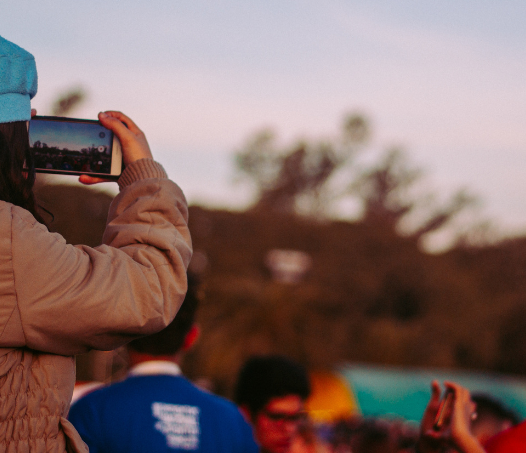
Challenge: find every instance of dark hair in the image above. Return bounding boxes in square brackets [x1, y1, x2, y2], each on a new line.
[234, 355, 311, 416]
[471, 393, 520, 426]
[0, 121, 43, 222]
[127, 273, 201, 355]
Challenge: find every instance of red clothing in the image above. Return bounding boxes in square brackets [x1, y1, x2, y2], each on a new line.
[485, 421, 526, 453]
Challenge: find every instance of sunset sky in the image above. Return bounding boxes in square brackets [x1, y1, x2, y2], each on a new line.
[29, 119, 112, 153]
[3, 1, 526, 244]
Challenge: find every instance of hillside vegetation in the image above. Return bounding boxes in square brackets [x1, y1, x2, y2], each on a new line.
[184, 205, 526, 396]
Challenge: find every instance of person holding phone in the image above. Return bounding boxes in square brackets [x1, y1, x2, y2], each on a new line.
[0, 35, 192, 453]
[416, 381, 486, 453]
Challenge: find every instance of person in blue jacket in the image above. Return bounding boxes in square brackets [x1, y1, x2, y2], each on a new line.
[68, 274, 259, 453]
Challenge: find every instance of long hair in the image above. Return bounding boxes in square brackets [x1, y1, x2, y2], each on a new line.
[0, 121, 43, 222]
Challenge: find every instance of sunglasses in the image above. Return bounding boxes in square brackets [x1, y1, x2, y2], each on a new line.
[262, 410, 308, 423]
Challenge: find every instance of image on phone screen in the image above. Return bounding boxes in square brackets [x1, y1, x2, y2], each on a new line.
[29, 117, 122, 177]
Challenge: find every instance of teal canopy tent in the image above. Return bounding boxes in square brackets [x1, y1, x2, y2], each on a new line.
[338, 363, 526, 423]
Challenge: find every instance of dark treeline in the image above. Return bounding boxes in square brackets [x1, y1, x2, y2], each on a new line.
[183, 205, 526, 397]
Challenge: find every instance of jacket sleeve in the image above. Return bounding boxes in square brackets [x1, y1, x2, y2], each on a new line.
[0, 158, 192, 355]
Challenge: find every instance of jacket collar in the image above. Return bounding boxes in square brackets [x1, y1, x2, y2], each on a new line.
[128, 361, 182, 377]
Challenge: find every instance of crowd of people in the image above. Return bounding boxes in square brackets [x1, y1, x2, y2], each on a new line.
[32, 150, 112, 174]
[68, 272, 525, 453]
[1, 34, 526, 453]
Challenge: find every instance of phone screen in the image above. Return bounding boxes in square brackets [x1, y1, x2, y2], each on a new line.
[29, 116, 122, 177]
[433, 390, 454, 431]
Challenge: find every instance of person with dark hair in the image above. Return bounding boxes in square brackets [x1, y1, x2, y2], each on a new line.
[234, 355, 312, 453]
[417, 381, 526, 453]
[68, 275, 259, 453]
[417, 381, 489, 453]
[0, 35, 191, 452]
[469, 393, 519, 446]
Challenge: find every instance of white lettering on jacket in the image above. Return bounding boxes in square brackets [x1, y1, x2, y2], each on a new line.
[152, 402, 200, 450]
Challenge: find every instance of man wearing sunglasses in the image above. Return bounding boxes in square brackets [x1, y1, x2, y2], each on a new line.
[234, 356, 311, 453]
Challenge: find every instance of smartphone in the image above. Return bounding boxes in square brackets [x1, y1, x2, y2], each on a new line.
[28, 116, 123, 178]
[433, 389, 454, 431]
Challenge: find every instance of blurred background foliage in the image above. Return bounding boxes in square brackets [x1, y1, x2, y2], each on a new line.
[184, 206, 526, 396]
[51, 87, 87, 117]
[33, 91, 526, 397]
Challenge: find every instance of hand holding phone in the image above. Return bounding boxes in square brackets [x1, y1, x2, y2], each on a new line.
[79, 111, 154, 185]
[29, 111, 153, 185]
[97, 111, 153, 165]
[419, 382, 483, 453]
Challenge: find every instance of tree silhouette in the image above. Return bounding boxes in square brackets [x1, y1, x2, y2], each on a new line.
[235, 113, 477, 242]
[235, 113, 368, 216]
[350, 149, 418, 228]
[51, 86, 87, 117]
[350, 149, 477, 240]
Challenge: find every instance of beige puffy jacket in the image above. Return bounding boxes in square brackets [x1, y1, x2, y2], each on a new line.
[0, 159, 192, 452]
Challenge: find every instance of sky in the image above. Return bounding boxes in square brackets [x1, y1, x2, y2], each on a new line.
[3, 0, 526, 244]
[29, 119, 112, 152]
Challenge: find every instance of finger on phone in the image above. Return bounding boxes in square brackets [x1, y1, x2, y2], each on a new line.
[79, 174, 112, 185]
[430, 380, 441, 403]
[98, 112, 133, 138]
[101, 111, 142, 134]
